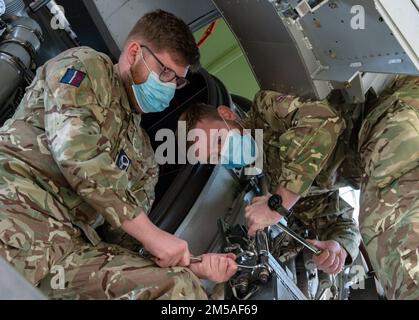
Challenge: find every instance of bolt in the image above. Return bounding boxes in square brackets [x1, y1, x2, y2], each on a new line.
[237, 278, 249, 294]
[329, 2, 338, 9]
[258, 269, 270, 284]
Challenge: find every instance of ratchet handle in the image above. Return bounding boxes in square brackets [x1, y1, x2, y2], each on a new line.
[138, 248, 203, 263]
[273, 223, 322, 256]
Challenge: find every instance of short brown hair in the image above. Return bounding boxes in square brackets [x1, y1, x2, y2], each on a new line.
[125, 10, 200, 71]
[179, 103, 220, 132]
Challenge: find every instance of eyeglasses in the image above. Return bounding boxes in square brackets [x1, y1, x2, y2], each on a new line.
[141, 45, 190, 89]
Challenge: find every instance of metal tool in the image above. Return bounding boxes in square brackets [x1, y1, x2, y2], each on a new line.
[244, 176, 321, 256]
[271, 223, 322, 256]
[254, 230, 271, 283]
[138, 248, 203, 263]
[237, 264, 256, 271]
[255, 230, 270, 262]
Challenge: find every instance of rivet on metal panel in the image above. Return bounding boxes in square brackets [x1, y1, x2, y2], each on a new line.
[328, 2, 338, 9]
[329, 50, 337, 59]
[313, 20, 322, 28]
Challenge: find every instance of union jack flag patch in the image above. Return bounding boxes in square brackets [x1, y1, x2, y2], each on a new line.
[60, 68, 86, 87]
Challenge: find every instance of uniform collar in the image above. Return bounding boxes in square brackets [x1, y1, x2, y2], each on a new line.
[114, 64, 139, 116]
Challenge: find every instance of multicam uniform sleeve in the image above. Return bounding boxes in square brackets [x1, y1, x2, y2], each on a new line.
[300, 192, 361, 264]
[43, 55, 143, 228]
[317, 213, 361, 264]
[252, 91, 346, 197]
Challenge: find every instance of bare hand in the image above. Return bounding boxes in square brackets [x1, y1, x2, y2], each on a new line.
[245, 196, 283, 237]
[308, 240, 347, 275]
[122, 214, 191, 268]
[142, 228, 191, 268]
[189, 253, 238, 284]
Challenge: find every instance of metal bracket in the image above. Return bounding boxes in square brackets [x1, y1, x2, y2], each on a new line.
[0, 50, 34, 83]
[295, 0, 312, 18]
[1, 37, 36, 61]
[29, 0, 52, 13]
[10, 23, 45, 42]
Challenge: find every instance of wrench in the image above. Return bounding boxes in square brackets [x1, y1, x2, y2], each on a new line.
[138, 248, 203, 263]
[244, 176, 322, 256]
[271, 223, 322, 256]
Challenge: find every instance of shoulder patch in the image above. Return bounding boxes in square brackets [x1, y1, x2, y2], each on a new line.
[60, 68, 86, 87]
[276, 95, 288, 104]
[117, 150, 131, 172]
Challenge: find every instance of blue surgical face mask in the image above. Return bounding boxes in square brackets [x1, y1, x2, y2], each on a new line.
[220, 117, 258, 170]
[131, 51, 176, 113]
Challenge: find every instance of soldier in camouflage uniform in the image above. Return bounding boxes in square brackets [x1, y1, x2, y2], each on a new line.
[357, 76, 419, 300]
[180, 92, 362, 275]
[0, 10, 237, 300]
[181, 76, 419, 299]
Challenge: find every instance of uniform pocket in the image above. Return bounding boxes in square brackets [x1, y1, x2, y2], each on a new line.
[0, 215, 32, 252]
[397, 246, 419, 287]
[361, 102, 419, 188]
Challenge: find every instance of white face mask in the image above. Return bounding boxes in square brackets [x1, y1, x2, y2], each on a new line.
[219, 116, 258, 169]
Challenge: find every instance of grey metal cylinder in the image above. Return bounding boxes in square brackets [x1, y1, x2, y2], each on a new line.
[0, 15, 42, 109]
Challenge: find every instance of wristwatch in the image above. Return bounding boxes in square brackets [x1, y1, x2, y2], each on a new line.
[268, 194, 292, 218]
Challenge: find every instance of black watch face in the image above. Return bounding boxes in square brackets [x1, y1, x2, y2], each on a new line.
[269, 195, 282, 211]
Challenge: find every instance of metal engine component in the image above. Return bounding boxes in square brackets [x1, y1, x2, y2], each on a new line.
[220, 221, 273, 300]
[2, 0, 26, 18]
[254, 230, 271, 284]
[271, 223, 322, 256]
[219, 176, 356, 300]
[0, 0, 43, 123]
[0, 1, 6, 16]
[44, 0, 80, 46]
[315, 272, 334, 299]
